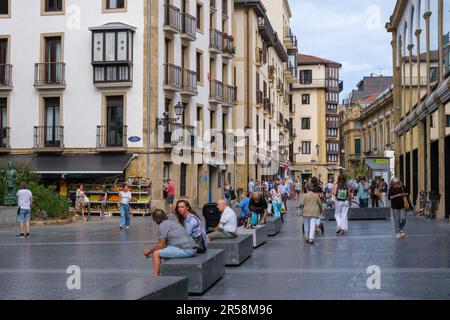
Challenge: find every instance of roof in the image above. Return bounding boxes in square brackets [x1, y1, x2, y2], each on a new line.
[403, 50, 440, 63]
[350, 76, 393, 105]
[358, 92, 381, 104]
[298, 54, 342, 67]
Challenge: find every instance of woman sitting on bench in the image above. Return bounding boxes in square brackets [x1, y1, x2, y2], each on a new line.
[144, 209, 197, 277]
[175, 200, 208, 253]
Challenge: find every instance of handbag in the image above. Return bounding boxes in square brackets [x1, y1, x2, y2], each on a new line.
[375, 188, 381, 199]
[194, 235, 207, 254]
[403, 197, 410, 210]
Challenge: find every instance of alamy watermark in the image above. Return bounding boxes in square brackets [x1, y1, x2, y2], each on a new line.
[66, 265, 81, 290]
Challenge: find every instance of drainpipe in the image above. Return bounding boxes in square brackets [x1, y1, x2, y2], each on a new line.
[146, 0, 151, 179]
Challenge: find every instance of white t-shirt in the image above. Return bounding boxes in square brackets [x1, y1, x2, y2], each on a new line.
[120, 191, 132, 204]
[17, 189, 33, 210]
[220, 207, 238, 234]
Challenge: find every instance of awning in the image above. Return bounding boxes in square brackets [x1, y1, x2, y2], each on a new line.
[0, 154, 135, 177]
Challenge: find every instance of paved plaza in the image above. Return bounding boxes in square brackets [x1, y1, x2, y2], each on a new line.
[0, 201, 449, 300]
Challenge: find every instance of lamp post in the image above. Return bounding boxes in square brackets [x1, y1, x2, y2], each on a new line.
[157, 101, 185, 127]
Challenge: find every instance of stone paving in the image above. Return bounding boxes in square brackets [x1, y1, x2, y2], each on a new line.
[0, 201, 449, 300]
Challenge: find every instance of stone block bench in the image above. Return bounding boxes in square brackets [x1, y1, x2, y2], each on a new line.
[325, 207, 390, 221]
[80, 276, 188, 300]
[208, 235, 253, 266]
[160, 249, 225, 295]
[266, 216, 282, 236]
[0, 207, 18, 226]
[237, 225, 268, 248]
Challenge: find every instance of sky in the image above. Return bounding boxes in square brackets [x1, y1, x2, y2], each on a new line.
[289, 0, 396, 101]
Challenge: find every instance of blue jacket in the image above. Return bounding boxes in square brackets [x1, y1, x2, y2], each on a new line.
[236, 197, 250, 217]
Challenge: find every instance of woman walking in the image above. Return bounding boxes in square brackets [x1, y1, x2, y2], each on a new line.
[294, 179, 302, 202]
[119, 185, 132, 230]
[333, 174, 352, 236]
[75, 185, 89, 222]
[270, 181, 283, 220]
[388, 178, 409, 240]
[357, 178, 370, 208]
[224, 181, 232, 207]
[175, 200, 208, 253]
[370, 180, 380, 208]
[300, 183, 323, 244]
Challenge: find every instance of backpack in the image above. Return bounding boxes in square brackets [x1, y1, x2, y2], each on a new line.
[337, 186, 348, 201]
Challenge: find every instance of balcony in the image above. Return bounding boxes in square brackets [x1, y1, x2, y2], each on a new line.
[34, 62, 66, 90]
[283, 27, 298, 49]
[209, 29, 223, 55]
[93, 63, 133, 88]
[268, 65, 275, 82]
[210, 0, 217, 13]
[257, 17, 273, 43]
[181, 13, 196, 41]
[284, 64, 298, 83]
[295, 79, 327, 89]
[0, 127, 10, 153]
[277, 112, 284, 127]
[256, 90, 263, 108]
[222, 34, 235, 60]
[223, 84, 236, 107]
[164, 123, 183, 146]
[163, 4, 182, 34]
[289, 104, 296, 114]
[164, 64, 182, 92]
[96, 125, 128, 152]
[181, 69, 198, 96]
[209, 80, 223, 104]
[33, 126, 64, 152]
[284, 119, 290, 132]
[284, 90, 290, 104]
[277, 78, 284, 94]
[289, 128, 297, 139]
[255, 47, 265, 67]
[263, 98, 271, 115]
[222, 0, 229, 18]
[0, 64, 13, 90]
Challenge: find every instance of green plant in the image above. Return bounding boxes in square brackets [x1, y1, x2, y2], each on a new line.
[29, 182, 70, 220]
[346, 161, 368, 180]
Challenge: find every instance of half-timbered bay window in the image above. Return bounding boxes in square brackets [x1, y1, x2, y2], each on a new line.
[89, 23, 136, 87]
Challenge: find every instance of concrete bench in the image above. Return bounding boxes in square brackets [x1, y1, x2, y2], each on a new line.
[208, 235, 253, 266]
[266, 216, 282, 236]
[0, 207, 18, 226]
[79, 276, 188, 300]
[237, 225, 268, 248]
[160, 249, 225, 295]
[325, 207, 390, 220]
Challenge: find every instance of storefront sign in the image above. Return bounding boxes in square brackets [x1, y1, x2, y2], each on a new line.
[373, 158, 389, 164]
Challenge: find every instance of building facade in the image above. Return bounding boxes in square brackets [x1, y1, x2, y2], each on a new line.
[290, 54, 342, 183]
[233, 0, 297, 194]
[386, 0, 450, 219]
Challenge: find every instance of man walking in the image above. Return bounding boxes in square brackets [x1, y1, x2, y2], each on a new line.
[16, 182, 33, 238]
[165, 179, 175, 213]
[248, 179, 255, 194]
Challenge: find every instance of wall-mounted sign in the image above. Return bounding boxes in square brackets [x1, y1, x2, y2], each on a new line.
[128, 136, 141, 143]
[374, 159, 389, 164]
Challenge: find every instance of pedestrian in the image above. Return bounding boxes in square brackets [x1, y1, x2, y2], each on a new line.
[388, 178, 409, 240]
[249, 192, 268, 225]
[224, 181, 232, 206]
[248, 178, 255, 194]
[174, 200, 207, 253]
[279, 179, 290, 213]
[311, 177, 324, 234]
[370, 180, 380, 208]
[261, 179, 269, 199]
[207, 199, 238, 242]
[254, 179, 261, 192]
[357, 178, 369, 208]
[165, 178, 175, 213]
[236, 191, 251, 227]
[333, 174, 352, 236]
[294, 179, 302, 202]
[144, 209, 197, 277]
[119, 184, 132, 230]
[270, 181, 283, 219]
[16, 182, 33, 238]
[268, 180, 274, 192]
[300, 183, 323, 244]
[75, 184, 89, 222]
[379, 178, 389, 207]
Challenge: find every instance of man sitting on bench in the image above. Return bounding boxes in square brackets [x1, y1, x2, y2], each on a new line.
[207, 199, 238, 242]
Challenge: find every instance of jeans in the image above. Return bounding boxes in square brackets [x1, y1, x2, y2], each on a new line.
[120, 204, 131, 227]
[391, 208, 407, 234]
[17, 208, 31, 223]
[334, 200, 349, 231]
[159, 246, 196, 259]
[371, 196, 379, 208]
[381, 193, 388, 207]
[208, 230, 237, 240]
[359, 198, 369, 208]
[303, 217, 317, 241]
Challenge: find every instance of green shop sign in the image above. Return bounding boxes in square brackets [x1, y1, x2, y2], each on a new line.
[373, 159, 389, 164]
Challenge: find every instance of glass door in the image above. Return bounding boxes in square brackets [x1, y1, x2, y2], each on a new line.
[45, 37, 62, 83]
[106, 96, 124, 147]
[44, 97, 60, 147]
[0, 98, 7, 147]
[0, 39, 7, 84]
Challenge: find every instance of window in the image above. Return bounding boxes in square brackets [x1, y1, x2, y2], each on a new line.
[301, 141, 311, 154]
[196, 51, 203, 83]
[43, 97, 61, 147]
[180, 163, 187, 197]
[106, 96, 124, 147]
[327, 154, 338, 162]
[355, 121, 361, 128]
[103, 0, 127, 12]
[0, 0, 10, 17]
[355, 138, 361, 155]
[163, 163, 170, 182]
[327, 104, 337, 112]
[0, 38, 10, 85]
[302, 94, 310, 105]
[446, 115, 450, 128]
[196, 3, 203, 30]
[42, 0, 64, 14]
[0, 97, 7, 148]
[327, 142, 339, 152]
[91, 27, 134, 83]
[301, 118, 310, 130]
[299, 70, 312, 84]
[327, 128, 338, 137]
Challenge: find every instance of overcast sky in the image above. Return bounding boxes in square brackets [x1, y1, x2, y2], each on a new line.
[289, 0, 396, 101]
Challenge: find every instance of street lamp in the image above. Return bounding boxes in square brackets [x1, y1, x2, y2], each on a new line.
[174, 101, 184, 118]
[316, 144, 320, 155]
[157, 102, 185, 127]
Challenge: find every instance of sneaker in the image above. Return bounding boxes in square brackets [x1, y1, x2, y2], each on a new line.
[16, 233, 24, 238]
[309, 240, 315, 245]
[125, 226, 130, 230]
[119, 225, 124, 230]
[396, 233, 402, 240]
[336, 228, 341, 234]
[25, 233, 30, 238]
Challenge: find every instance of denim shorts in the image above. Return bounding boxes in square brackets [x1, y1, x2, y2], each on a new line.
[17, 208, 30, 223]
[166, 196, 174, 204]
[159, 246, 196, 259]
